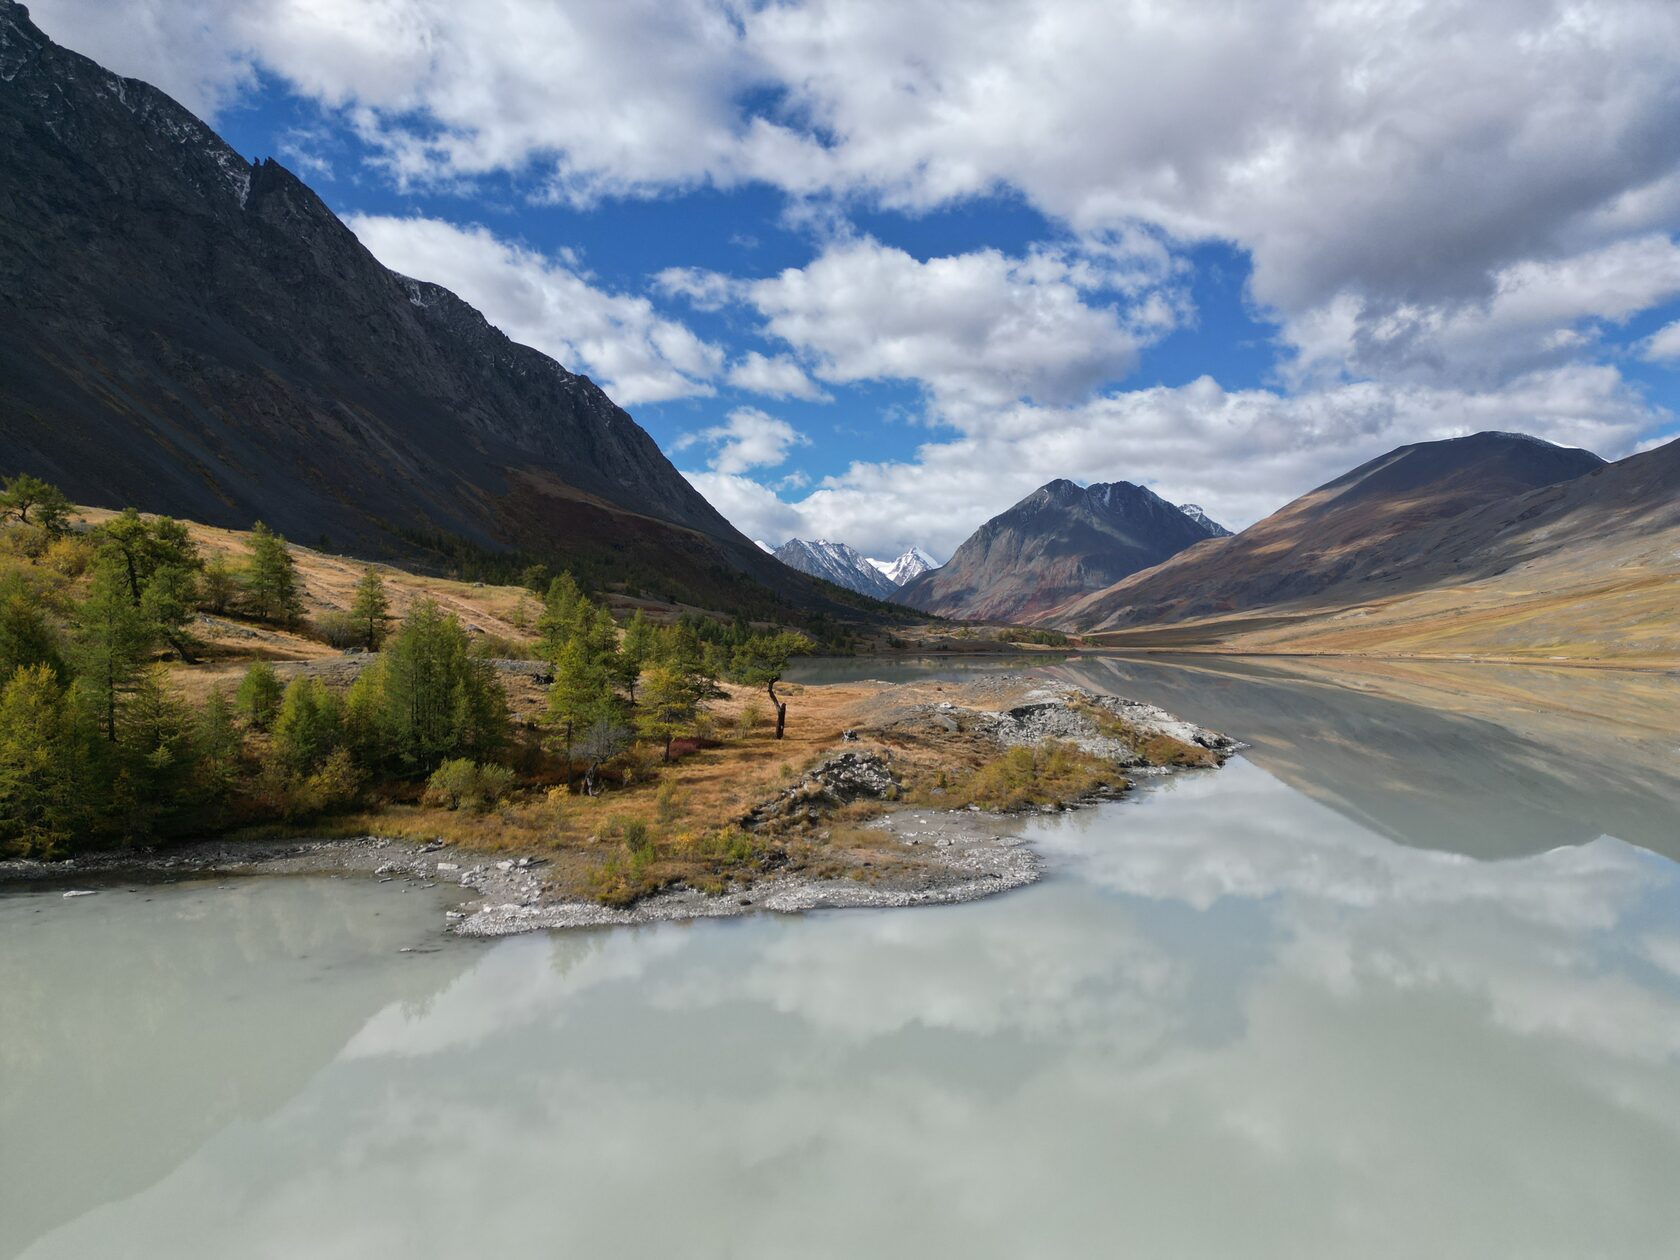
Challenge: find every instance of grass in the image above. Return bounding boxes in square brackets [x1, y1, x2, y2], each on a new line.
[937, 741, 1117, 811]
[1076, 702, 1221, 768]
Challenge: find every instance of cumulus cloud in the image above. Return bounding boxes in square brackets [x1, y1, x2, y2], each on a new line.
[344, 214, 723, 404]
[1642, 319, 1680, 363]
[673, 237, 1176, 412]
[674, 407, 809, 475]
[725, 351, 832, 402]
[684, 367, 1664, 558]
[39, 0, 1680, 340]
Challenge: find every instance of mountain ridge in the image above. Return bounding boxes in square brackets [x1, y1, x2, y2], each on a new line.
[1057, 430, 1612, 634]
[773, 538, 901, 599]
[897, 479, 1228, 622]
[0, 0, 893, 621]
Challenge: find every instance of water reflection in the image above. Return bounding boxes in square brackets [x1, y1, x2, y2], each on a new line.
[0, 878, 473, 1260]
[6, 658, 1680, 1258]
[1046, 655, 1680, 860]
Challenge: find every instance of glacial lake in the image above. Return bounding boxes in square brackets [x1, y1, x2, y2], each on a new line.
[5, 655, 1680, 1258]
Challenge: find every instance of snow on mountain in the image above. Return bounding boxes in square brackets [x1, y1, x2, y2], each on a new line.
[868, 546, 938, 585]
[1177, 504, 1232, 538]
[773, 538, 900, 599]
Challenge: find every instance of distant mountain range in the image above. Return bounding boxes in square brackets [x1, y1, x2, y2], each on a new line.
[773, 539, 898, 599]
[1055, 431, 1604, 630]
[0, 0, 893, 621]
[896, 480, 1228, 622]
[869, 547, 938, 586]
[1054, 430, 1680, 664]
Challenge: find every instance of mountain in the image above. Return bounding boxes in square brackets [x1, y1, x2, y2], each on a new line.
[773, 538, 900, 599]
[1088, 434, 1680, 663]
[1059, 430, 1611, 634]
[896, 480, 1229, 622]
[868, 547, 938, 586]
[0, 0, 889, 620]
[1177, 505, 1231, 537]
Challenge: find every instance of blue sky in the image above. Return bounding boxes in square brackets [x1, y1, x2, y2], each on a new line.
[30, 0, 1680, 560]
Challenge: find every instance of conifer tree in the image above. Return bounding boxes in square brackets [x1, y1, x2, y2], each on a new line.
[348, 566, 391, 650]
[242, 522, 303, 625]
[70, 559, 154, 742]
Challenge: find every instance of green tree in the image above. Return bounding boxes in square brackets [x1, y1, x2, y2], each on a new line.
[729, 632, 814, 740]
[378, 599, 508, 771]
[547, 633, 620, 784]
[619, 610, 658, 700]
[193, 687, 243, 800]
[70, 559, 155, 741]
[200, 555, 238, 615]
[348, 566, 391, 650]
[95, 509, 202, 660]
[272, 677, 343, 776]
[636, 661, 699, 761]
[0, 664, 84, 856]
[235, 660, 284, 729]
[242, 522, 303, 625]
[0, 568, 65, 683]
[342, 665, 394, 769]
[0, 473, 71, 536]
[536, 572, 588, 656]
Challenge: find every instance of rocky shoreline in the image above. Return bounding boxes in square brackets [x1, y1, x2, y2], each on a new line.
[0, 681, 1234, 936]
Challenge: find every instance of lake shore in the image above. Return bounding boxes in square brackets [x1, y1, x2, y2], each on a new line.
[0, 676, 1235, 933]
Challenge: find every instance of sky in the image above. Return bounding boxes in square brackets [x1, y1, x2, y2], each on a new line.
[29, 0, 1680, 562]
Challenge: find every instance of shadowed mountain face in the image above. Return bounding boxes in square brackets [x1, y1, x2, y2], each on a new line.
[0, 0, 887, 618]
[1059, 432, 1607, 632]
[897, 480, 1226, 623]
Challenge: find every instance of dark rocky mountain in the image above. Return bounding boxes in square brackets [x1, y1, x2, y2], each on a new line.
[773, 538, 900, 600]
[1058, 431, 1608, 631]
[896, 479, 1227, 622]
[0, 0, 882, 618]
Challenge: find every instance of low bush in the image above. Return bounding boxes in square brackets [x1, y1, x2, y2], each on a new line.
[423, 758, 517, 812]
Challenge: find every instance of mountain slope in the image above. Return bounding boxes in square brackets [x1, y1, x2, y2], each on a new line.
[0, 0, 884, 620]
[896, 480, 1227, 622]
[774, 538, 901, 599]
[869, 547, 938, 586]
[1059, 430, 1617, 638]
[1078, 435, 1680, 664]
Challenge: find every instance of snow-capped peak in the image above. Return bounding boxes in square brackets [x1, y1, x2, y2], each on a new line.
[868, 546, 938, 586]
[1177, 503, 1232, 537]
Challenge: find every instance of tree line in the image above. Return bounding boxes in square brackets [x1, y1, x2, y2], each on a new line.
[0, 474, 812, 857]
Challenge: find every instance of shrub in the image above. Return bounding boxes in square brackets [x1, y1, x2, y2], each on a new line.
[422, 758, 517, 812]
[312, 610, 365, 649]
[952, 741, 1113, 811]
[654, 779, 681, 823]
[288, 748, 364, 818]
[734, 703, 764, 737]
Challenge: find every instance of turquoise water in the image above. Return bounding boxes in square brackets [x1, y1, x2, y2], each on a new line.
[5, 659, 1679, 1258]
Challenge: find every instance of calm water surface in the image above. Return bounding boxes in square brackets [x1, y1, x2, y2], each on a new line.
[5, 657, 1680, 1258]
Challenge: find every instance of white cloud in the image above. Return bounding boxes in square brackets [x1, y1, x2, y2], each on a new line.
[1642, 319, 1680, 363]
[674, 407, 809, 475]
[32, 0, 1680, 355]
[725, 351, 832, 402]
[344, 214, 722, 405]
[685, 366, 1664, 558]
[686, 237, 1175, 412]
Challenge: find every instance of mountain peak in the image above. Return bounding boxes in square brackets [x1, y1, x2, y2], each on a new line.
[899, 478, 1227, 623]
[867, 546, 938, 586]
[773, 538, 900, 600]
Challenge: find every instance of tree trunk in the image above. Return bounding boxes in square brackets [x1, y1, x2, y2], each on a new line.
[662, 734, 672, 762]
[768, 679, 787, 740]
